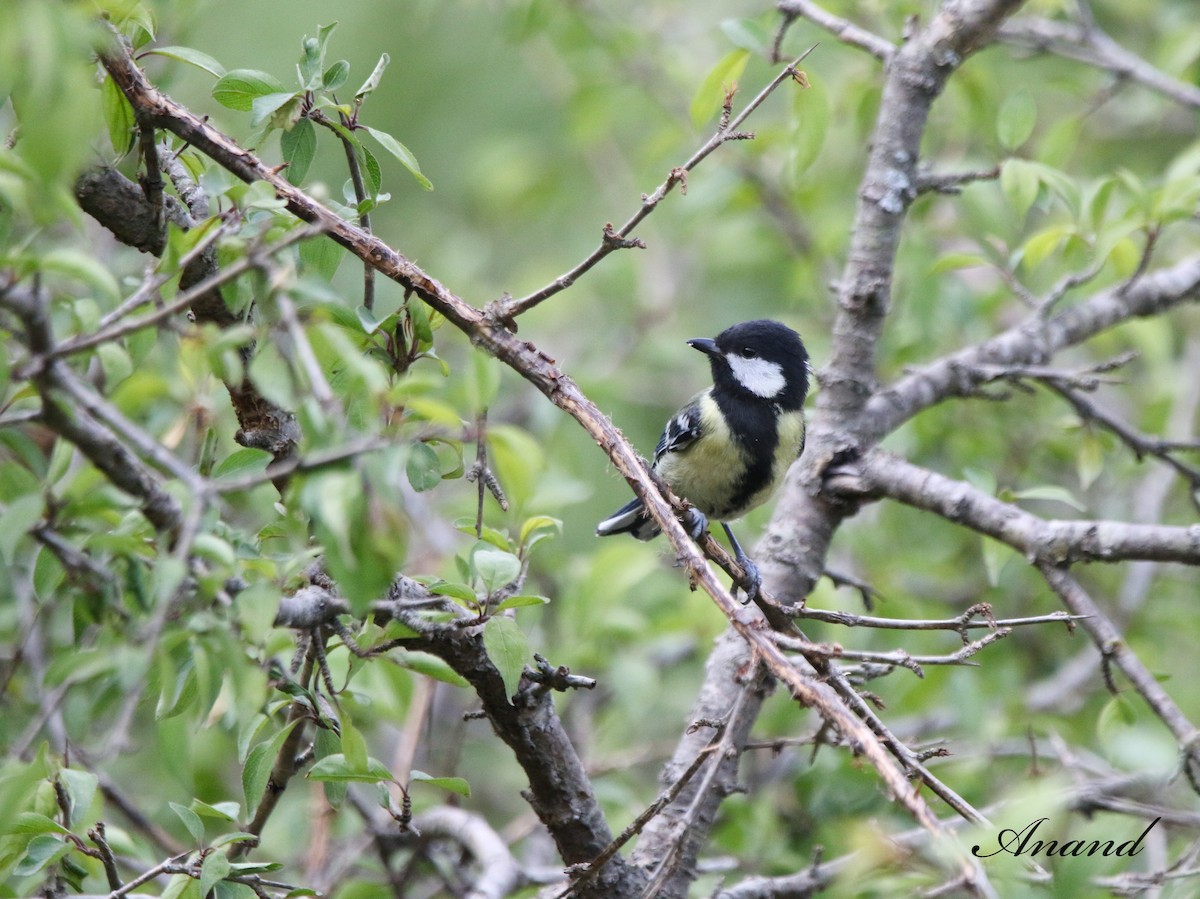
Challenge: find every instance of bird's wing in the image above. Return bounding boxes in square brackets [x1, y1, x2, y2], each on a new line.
[652, 393, 704, 467]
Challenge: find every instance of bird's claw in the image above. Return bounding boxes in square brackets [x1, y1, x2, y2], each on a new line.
[683, 507, 709, 541]
[732, 553, 761, 605]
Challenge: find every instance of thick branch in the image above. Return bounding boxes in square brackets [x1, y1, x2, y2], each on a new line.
[855, 449, 1200, 567]
[863, 253, 1200, 440]
[0, 285, 182, 535]
[1000, 17, 1200, 110]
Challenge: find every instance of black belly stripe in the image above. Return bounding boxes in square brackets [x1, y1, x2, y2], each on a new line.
[709, 388, 778, 519]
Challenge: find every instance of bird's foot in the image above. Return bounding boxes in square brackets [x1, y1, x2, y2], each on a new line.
[732, 551, 762, 605]
[682, 507, 709, 541]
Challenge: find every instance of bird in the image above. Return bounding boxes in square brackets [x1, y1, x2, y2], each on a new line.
[596, 319, 810, 602]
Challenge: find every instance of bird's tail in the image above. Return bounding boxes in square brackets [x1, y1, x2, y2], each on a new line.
[596, 496, 661, 541]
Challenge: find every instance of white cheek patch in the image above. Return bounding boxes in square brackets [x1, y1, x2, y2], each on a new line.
[727, 354, 786, 398]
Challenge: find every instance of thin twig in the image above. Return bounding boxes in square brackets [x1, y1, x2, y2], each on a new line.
[495, 47, 817, 320]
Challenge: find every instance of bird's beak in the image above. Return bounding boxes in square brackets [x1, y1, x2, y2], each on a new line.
[687, 337, 720, 357]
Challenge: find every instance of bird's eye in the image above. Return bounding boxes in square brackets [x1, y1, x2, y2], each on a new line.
[741, 347, 757, 358]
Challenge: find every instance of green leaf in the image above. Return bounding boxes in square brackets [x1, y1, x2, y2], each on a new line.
[169, 801, 204, 843]
[355, 53, 390, 99]
[191, 800, 240, 821]
[1077, 430, 1105, 489]
[323, 60, 350, 92]
[210, 831, 259, 849]
[212, 69, 288, 112]
[929, 252, 989, 275]
[243, 721, 300, 812]
[1021, 225, 1071, 270]
[410, 770, 471, 797]
[363, 126, 433, 190]
[3, 813, 69, 836]
[406, 442, 442, 492]
[690, 49, 749, 126]
[200, 851, 232, 898]
[1012, 485, 1086, 512]
[1, 492, 44, 565]
[519, 515, 561, 555]
[483, 616, 529, 700]
[360, 145, 382, 198]
[395, 651, 469, 687]
[101, 75, 136, 156]
[1001, 158, 1040, 220]
[251, 92, 301, 130]
[980, 536, 1015, 587]
[492, 594, 549, 612]
[307, 753, 395, 783]
[299, 234, 344, 282]
[720, 18, 770, 57]
[142, 46, 227, 78]
[997, 89, 1037, 149]
[40, 249, 121, 304]
[474, 549, 521, 594]
[58, 769, 97, 828]
[788, 76, 829, 181]
[14, 834, 70, 877]
[212, 447, 272, 481]
[429, 580, 479, 604]
[280, 118, 316, 185]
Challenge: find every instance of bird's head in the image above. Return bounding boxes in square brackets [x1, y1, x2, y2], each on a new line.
[687, 319, 810, 410]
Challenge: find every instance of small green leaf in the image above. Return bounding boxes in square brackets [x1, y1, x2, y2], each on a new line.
[980, 536, 1015, 587]
[406, 442, 442, 492]
[1077, 430, 1105, 489]
[483, 616, 529, 700]
[997, 89, 1037, 150]
[212, 447, 272, 480]
[299, 240, 345, 286]
[519, 515, 561, 555]
[169, 802, 204, 843]
[101, 75, 136, 156]
[191, 800, 240, 821]
[410, 770, 471, 797]
[199, 851, 232, 898]
[1012, 485, 1086, 511]
[355, 53, 390, 99]
[929, 252, 989, 275]
[323, 60, 350, 92]
[4, 813, 68, 836]
[0, 492, 42, 564]
[14, 834, 70, 877]
[212, 69, 288, 112]
[474, 549, 521, 594]
[1001, 158, 1040, 220]
[307, 753, 395, 783]
[395, 651, 469, 687]
[429, 580, 479, 604]
[142, 46, 227, 78]
[251, 92, 301, 129]
[363, 126, 433, 190]
[1021, 225, 1071, 270]
[720, 18, 771, 57]
[243, 721, 300, 812]
[280, 117, 316, 185]
[690, 49, 750, 126]
[210, 831, 259, 849]
[492, 594, 549, 612]
[962, 467, 996, 497]
[58, 769, 97, 828]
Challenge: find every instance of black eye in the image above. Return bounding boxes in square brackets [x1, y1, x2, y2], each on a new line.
[741, 347, 757, 358]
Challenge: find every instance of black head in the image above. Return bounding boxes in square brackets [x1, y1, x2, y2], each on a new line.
[687, 319, 810, 410]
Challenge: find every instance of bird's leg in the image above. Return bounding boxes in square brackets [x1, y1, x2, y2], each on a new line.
[683, 506, 709, 540]
[722, 523, 761, 604]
